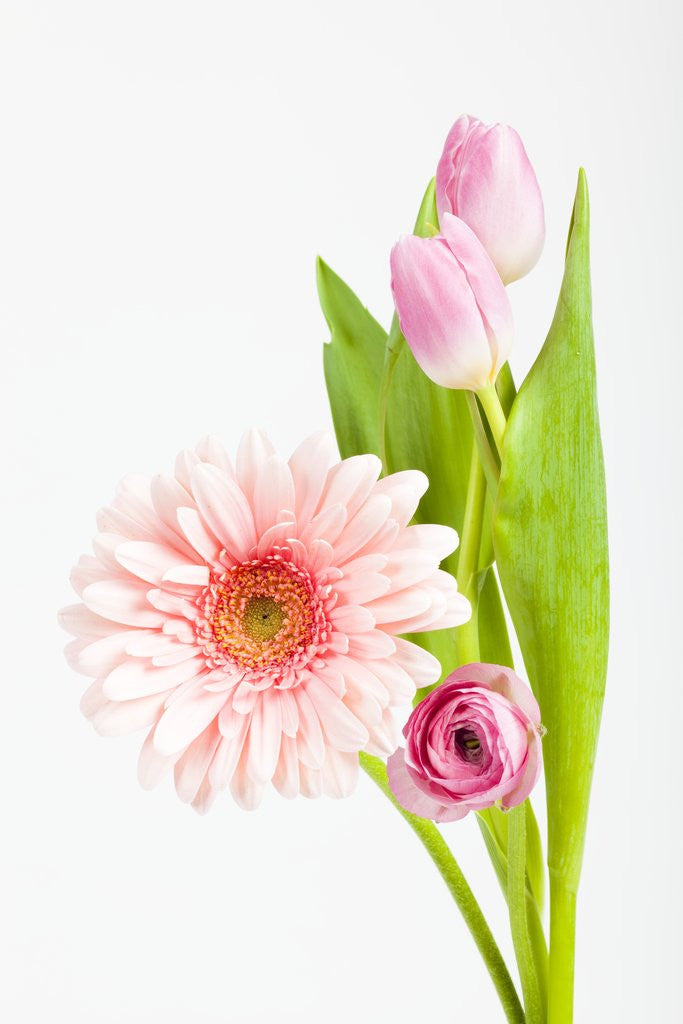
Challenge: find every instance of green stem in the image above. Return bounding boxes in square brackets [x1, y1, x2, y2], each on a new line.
[477, 810, 549, 1014]
[360, 752, 525, 1024]
[548, 874, 576, 1024]
[455, 443, 487, 663]
[378, 314, 403, 473]
[508, 805, 545, 1023]
[465, 390, 500, 496]
[477, 382, 508, 456]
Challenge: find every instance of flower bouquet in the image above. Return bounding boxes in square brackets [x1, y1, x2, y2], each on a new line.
[61, 114, 608, 1023]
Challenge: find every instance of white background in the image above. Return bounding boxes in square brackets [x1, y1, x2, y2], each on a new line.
[1, 1, 680, 1021]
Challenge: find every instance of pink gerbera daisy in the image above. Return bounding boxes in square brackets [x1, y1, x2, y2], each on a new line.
[60, 431, 469, 811]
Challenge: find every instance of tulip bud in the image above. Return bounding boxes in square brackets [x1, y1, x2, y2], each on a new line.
[390, 213, 513, 392]
[436, 114, 545, 284]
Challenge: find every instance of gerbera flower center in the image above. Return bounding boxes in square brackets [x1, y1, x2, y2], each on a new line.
[196, 556, 329, 679]
[241, 595, 286, 642]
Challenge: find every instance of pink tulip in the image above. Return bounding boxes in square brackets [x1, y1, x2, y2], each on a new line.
[390, 213, 513, 391]
[436, 114, 545, 284]
[387, 663, 543, 823]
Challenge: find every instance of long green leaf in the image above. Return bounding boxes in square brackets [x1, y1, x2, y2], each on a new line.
[493, 168, 608, 888]
[318, 257, 385, 459]
[492, 170, 608, 1019]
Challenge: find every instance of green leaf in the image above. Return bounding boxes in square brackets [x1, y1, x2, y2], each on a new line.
[493, 169, 609, 891]
[318, 257, 385, 459]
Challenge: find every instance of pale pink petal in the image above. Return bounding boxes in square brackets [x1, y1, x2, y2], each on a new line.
[195, 435, 233, 474]
[328, 604, 375, 634]
[236, 428, 276, 503]
[138, 726, 184, 789]
[153, 688, 227, 755]
[245, 691, 283, 784]
[103, 656, 206, 700]
[318, 455, 382, 520]
[176, 506, 222, 566]
[191, 463, 256, 561]
[82, 580, 165, 628]
[253, 454, 295, 536]
[174, 721, 222, 803]
[272, 735, 300, 798]
[347, 630, 396, 659]
[59, 603, 121, 639]
[372, 470, 428, 527]
[392, 638, 442, 686]
[288, 432, 338, 523]
[321, 748, 359, 798]
[299, 763, 323, 799]
[294, 686, 326, 768]
[115, 541, 191, 585]
[304, 676, 369, 752]
[332, 494, 392, 565]
[74, 630, 145, 677]
[209, 718, 250, 789]
[230, 753, 265, 810]
[90, 690, 170, 738]
[363, 587, 433, 626]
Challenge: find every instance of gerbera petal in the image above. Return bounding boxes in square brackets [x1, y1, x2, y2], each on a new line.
[90, 690, 171, 738]
[288, 432, 338, 523]
[253, 454, 295, 536]
[153, 687, 227, 755]
[299, 763, 323, 799]
[209, 717, 250, 789]
[318, 455, 381, 520]
[58, 603, 121, 639]
[294, 686, 326, 768]
[334, 571, 390, 605]
[176, 506, 222, 566]
[74, 630, 146, 677]
[236, 428, 276, 503]
[195, 435, 234, 474]
[82, 580, 165, 628]
[321, 748, 359, 798]
[230, 752, 265, 810]
[149, 474, 198, 555]
[363, 587, 433, 626]
[103, 656, 206, 700]
[347, 630, 396, 659]
[272, 735, 300, 798]
[245, 691, 283, 784]
[191, 463, 257, 561]
[304, 676, 369, 752]
[332, 494, 392, 565]
[174, 721, 222, 803]
[392, 637, 442, 686]
[138, 725, 184, 789]
[115, 541, 191, 585]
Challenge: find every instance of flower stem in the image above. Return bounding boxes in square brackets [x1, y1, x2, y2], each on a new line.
[378, 315, 404, 473]
[455, 443, 487, 663]
[465, 390, 500, 496]
[477, 382, 508, 456]
[360, 752, 525, 1024]
[548, 874, 576, 1023]
[508, 805, 546, 1023]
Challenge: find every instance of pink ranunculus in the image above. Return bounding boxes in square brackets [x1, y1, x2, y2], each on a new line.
[390, 213, 513, 392]
[436, 114, 545, 285]
[60, 431, 471, 812]
[387, 663, 543, 822]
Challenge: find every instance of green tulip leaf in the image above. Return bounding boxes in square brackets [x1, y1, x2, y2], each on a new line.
[318, 257, 385, 459]
[493, 169, 609, 892]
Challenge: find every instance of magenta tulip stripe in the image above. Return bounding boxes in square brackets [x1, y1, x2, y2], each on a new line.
[61, 113, 608, 1024]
